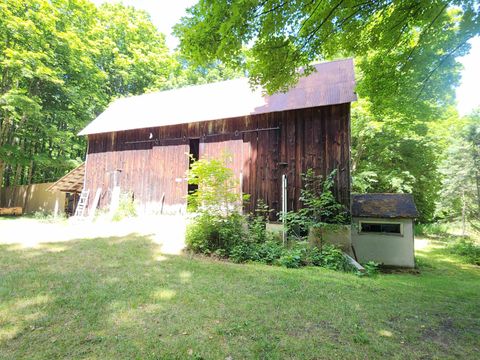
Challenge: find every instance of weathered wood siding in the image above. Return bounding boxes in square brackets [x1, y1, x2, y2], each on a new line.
[85, 103, 351, 216]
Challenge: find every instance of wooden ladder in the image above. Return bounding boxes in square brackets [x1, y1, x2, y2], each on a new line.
[74, 189, 90, 217]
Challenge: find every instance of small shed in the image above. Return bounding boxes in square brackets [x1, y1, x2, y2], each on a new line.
[351, 193, 418, 268]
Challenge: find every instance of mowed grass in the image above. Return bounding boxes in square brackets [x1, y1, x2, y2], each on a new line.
[0, 235, 479, 359]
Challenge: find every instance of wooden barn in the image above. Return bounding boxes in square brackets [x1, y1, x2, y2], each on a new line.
[79, 59, 357, 217]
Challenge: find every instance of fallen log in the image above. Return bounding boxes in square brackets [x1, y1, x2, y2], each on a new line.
[0, 207, 23, 216]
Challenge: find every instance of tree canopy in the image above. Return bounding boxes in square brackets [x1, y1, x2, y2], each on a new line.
[0, 0, 236, 190]
[1, 0, 478, 223]
[175, 0, 478, 119]
[175, 0, 480, 222]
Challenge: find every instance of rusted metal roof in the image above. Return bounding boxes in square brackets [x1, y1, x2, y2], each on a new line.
[352, 193, 419, 219]
[48, 163, 85, 193]
[79, 58, 357, 135]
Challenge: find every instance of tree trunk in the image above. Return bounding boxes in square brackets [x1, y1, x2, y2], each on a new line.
[461, 189, 466, 236]
[476, 170, 480, 217]
[11, 163, 23, 206]
[0, 159, 4, 189]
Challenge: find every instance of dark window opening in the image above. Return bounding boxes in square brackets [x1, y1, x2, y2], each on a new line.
[360, 222, 401, 235]
[188, 138, 200, 197]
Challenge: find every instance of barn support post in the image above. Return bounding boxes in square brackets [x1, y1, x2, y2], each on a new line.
[282, 174, 287, 245]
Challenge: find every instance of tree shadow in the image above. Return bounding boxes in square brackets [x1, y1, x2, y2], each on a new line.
[0, 234, 196, 358]
[0, 234, 479, 359]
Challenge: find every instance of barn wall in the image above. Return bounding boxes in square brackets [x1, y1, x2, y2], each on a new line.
[84, 103, 351, 217]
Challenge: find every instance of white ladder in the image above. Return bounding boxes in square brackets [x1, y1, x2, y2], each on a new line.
[74, 189, 90, 217]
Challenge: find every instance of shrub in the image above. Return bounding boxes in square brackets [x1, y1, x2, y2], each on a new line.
[230, 242, 255, 263]
[185, 162, 361, 275]
[187, 154, 242, 215]
[255, 240, 284, 264]
[278, 249, 303, 268]
[361, 261, 380, 277]
[186, 212, 247, 255]
[248, 200, 271, 243]
[186, 156, 248, 255]
[315, 244, 347, 270]
[303, 245, 324, 266]
[112, 192, 137, 221]
[185, 213, 217, 254]
[282, 169, 350, 245]
[448, 237, 480, 265]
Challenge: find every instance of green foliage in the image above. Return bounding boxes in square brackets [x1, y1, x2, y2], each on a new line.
[230, 239, 348, 270]
[96, 3, 176, 97]
[278, 249, 303, 269]
[186, 156, 247, 255]
[175, 1, 476, 119]
[112, 192, 137, 222]
[248, 200, 271, 243]
[175, 2, 479, 224]
[448, 238, 480, 265]
[187, 154, 241, 215]
[254, 240, 285, 264]
[316, 244, 348, 271]
[361, 261, 380, 277]
[0, 0, 175, 188]
[351, 99, 442, 222]
[229, 242, 255, 263]
[166, 55, 244, 90]
[186, 163, 360, 275]
[186, 212, 247, 255]
[414, 222, 452, 237]
[438, 111, 480, 221]
[283, 169, 349, 240]
[32, 210, 67, 223]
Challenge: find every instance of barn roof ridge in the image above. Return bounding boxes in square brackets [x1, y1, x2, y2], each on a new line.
[79, 58, 357, 136]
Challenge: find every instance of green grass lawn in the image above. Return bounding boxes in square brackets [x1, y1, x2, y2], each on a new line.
[0, 235, 479, 359]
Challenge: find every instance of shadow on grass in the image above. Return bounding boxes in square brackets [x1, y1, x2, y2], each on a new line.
[0, 235, 479, 359]
[416, 239, 479, 276]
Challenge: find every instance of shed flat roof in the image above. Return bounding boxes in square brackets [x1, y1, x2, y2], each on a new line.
[352, 193, 419, 219]
[79, 59, 356, 136]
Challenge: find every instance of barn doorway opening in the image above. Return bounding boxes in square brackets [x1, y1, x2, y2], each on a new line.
[188, 139, 200, 202]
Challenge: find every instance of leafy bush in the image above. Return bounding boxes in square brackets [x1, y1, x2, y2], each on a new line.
[230, 240, 286, 264]
[186, 156, 248, 256]
[448, 238, 480, 265]
[229, 242, 254, 263]
[248, 200, 271, 243]
[316, 244, 348, 270]
[112, 192, 137, 221]
[361, 261, 380, 277]
[185, 162, 363, 275]
[414, 222, 452, 237]
[255, 240, 284, 264]
[278, 249, 303, 268]
[282, 169, 350, 245]
[186, 212, 247, 255]
[187, 154, 242, 215]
